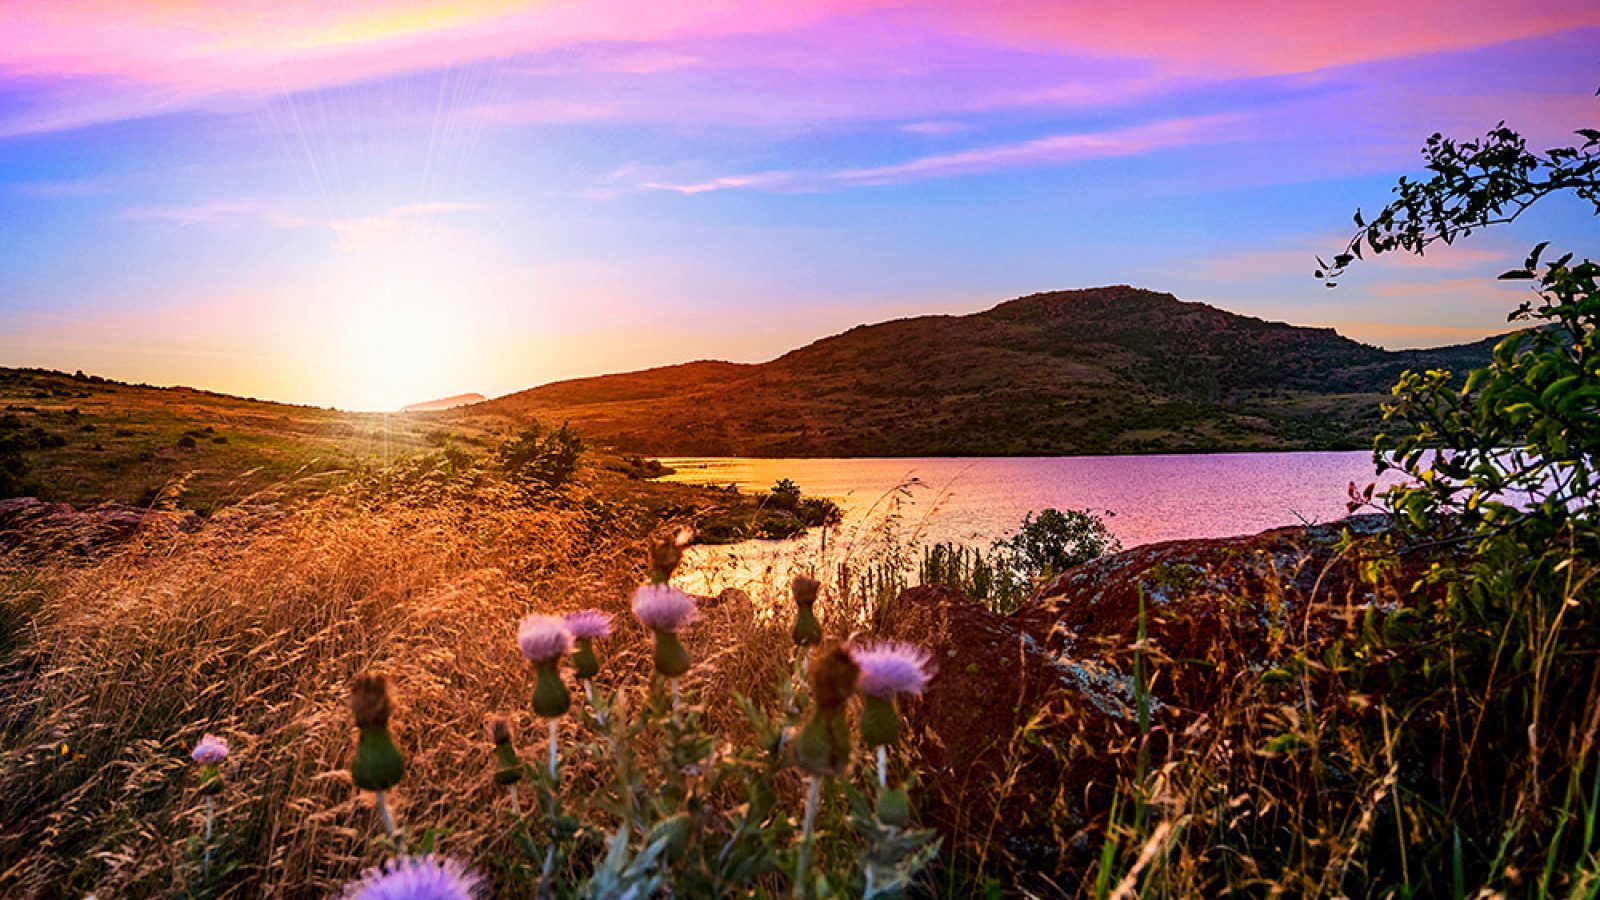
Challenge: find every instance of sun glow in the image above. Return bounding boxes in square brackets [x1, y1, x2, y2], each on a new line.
[328, 256, 480, 412]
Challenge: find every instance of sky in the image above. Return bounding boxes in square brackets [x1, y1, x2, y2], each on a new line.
[1, 1, 1597, 411]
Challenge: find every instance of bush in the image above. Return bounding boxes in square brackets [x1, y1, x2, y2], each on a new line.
[0, 433, 32, 499]
[995, 508, 1120, 582]
[1091, 111, 1600, 897]
[921, 508, 1119, 613]
[496, 421, 583, 490]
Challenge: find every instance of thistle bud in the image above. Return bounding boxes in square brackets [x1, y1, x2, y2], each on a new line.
[488, 716, 521, 786]
[565, 610, 612, 681]
[647, 526, 694, 584]
[849, 640, 933, 749]
[571, 640, 600, 680]
[631, 584, 698, 678]
[790, 576, 823, 647]
[532, 661, 571, 718]
[860, 695, 900, 748]
[646, 812, 693, 862]
[518, 614, 574, 719]
[350, 674, 405, 792]
[191, 734, 229, 797]
[793, 647, 858, 778]
[875, 786, 912, 828]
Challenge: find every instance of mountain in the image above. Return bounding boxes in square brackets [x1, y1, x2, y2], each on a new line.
[464, 286, 1508, 456]
[401, 392, 486, 413]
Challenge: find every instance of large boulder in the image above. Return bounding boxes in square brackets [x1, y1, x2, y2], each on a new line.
[885, 515, 1426, 879]
[0, 497, 201, 557]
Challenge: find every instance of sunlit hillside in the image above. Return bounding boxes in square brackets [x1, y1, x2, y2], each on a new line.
[466, 287, 1512, 456]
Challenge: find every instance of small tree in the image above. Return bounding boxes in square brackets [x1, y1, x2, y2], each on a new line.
[1321, 112, 1599, 892]
[765, 478, 802, 511]
[995, 508, 1120, 582]
[496, 421, 584, 490]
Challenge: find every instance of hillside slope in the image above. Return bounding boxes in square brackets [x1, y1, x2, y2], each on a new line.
[0, 368, 478, 509]
[466, 286, 1505, 456]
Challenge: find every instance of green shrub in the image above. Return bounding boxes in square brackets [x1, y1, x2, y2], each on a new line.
[497, 421, 584, 490]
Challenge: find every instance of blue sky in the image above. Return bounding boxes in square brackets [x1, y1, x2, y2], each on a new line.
[1, 1, 1596, 409]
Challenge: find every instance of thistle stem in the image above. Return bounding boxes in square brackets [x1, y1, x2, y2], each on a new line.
[877, 746, 887, 790]
[201, 796, 215, 877]
[795, 776, 822, 899]
[374, 790, 396, 837]
[547, 720, 559, 781]
[671, 677, 681, 725]
[584, 680, 605, 727]
[508, 783, 522, 817]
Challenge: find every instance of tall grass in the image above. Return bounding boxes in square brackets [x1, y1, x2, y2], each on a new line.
[0, 475, 812, 896]
[1086, 532, 1600, 897]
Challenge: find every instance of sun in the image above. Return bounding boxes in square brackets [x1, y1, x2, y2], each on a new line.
[328, 257, 477, 412]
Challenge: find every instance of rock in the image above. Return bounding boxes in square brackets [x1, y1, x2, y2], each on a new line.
[875, 585, 1117, 876]
[883, 514, 1429, 881]
[1013, 513, 1420, 712]
[0, 497, 201, 557]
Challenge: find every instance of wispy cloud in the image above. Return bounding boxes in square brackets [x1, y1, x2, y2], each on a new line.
[900, 120, 968, 136]
[836, 115, 1227, 185]
[621, 115, 1230, 195]
[326, 202, 493, 251]
[119, 200, 313, 228]
[115, 198, 489, 250]
[637, 172, 795, 195]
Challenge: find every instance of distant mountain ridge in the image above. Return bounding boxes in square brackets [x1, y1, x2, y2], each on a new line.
[401, 392, 486, 413]
[463, 286, 1508, 456]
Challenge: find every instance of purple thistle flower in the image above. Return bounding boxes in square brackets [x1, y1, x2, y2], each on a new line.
[517, 613, 574, 663]
[631, 583, 698, 633]
[565, 609, 613, 641]
[339, 854, 483, 900]
[190, 734, 229, 765]
[850, 640, 934, 700]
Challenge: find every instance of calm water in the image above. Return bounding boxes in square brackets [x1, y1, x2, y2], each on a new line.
[662, 451, 1400, 551]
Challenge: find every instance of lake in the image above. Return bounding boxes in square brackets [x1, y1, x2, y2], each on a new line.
[659, 451, 1401, 594]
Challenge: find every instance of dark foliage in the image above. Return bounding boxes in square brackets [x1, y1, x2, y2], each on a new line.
[496, 421, 584, 490]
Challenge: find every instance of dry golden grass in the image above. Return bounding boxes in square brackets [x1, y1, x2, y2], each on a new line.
[0, 477, 823, 898]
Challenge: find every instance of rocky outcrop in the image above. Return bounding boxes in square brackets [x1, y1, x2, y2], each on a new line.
[0, 497, 201, 556]
[888, 514, 1427, 879]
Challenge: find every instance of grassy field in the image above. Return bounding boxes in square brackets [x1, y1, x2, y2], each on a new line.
[0, 367, 474, 511]
[2, 361, 1596, 898]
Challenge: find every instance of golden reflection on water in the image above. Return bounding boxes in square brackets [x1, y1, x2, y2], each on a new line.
[661, 452, 1403, 598]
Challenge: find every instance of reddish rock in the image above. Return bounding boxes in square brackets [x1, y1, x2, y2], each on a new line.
[0, 497, 201, 556]
[885, 515, 1428, 879]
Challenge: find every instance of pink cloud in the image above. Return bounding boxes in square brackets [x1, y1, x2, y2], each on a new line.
[609, 114, 1230, 195]
[0, 1, 868, 89]
[931, 0, 1600, 76]
[5, 0, 1594, 138]
[834, 114, 1230, 185]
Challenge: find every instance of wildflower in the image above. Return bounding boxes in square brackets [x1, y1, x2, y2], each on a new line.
[792, 646, 858, 894]
[518, 614, 574, 718]
[790, 576, 822, 647]
[487, 717, 521, 787]
[339, 854, 484, 900]
[850, 640, 933, 749]
[646, 526, 694, 584]
[350, 673, 404, 835]
[192, 733, 229, 798]
[565, 609, 612, 680]
[190, 733, 229, 875]
[517, 613, 574, 663]
[190, 734, 230, 765]
[793, 647, 859, 778]
[631, 583, 697, 677]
